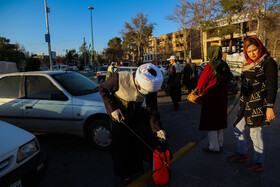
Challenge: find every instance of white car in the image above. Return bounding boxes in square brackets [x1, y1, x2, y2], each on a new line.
[157, 65, 166, 74]
[96, 66, 108, 82]
[0, 71, 111, 150]
[0, 121, 47, 186]
[115, 66, 138, 72]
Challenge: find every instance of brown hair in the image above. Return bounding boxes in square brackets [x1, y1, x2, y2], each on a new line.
[244, 38, 259, 51]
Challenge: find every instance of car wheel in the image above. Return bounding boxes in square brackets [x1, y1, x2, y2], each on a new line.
[87, 118, 111, 150]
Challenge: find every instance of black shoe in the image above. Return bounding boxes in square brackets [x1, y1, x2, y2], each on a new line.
[202, 147, 220, 153]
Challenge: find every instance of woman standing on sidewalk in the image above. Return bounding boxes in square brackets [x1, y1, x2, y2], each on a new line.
[197, 45, 232, 153]
[229, 36, 278, 172]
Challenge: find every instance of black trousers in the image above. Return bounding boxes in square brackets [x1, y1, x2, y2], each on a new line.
[110, 111, 154, 178]
[169, 86, 181, 107]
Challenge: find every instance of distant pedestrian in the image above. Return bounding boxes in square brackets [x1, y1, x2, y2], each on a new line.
[228, 36, 278, 172]
[197, 45, 232, 153]
[106, 61, 119, 80]
[165, 55, 182, 111]
[182, 57, 197, 93]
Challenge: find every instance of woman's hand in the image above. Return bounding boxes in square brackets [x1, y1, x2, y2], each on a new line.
[266, 108, 275, 122]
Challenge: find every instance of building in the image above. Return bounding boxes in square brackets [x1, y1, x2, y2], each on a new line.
[202, 12, 280, 62]
[143, 29, 202, 64]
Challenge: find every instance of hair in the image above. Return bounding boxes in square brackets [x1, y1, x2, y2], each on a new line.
[148, 68, 157, 77]
[244, 38, 259, 52]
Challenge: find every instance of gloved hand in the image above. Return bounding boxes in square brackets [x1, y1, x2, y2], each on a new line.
[111, 109, 123, 122]
[157, 130, 166, 140]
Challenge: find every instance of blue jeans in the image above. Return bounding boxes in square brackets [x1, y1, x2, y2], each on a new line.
[234, 118, 264, 163]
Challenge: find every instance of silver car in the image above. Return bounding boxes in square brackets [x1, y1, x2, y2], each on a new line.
[0, 71, 111, 150]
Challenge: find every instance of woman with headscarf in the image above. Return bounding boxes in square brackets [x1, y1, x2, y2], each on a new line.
[228, 36, 278, 172]
[197, 45, 232, 153]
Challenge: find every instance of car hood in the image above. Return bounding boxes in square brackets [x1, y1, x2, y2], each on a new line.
[0, 121, 35, 156]
[72, 92, 105, 107]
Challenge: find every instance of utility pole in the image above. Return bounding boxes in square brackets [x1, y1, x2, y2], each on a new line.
[44, 0, 53, 70]
[88, 7, 94, 66]
[83, 37, 87, 70]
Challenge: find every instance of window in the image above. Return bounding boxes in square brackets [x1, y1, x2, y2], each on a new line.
[52, 72, 98, 96]
[0, 76, 21, 98]
[26, 76, 61, 99]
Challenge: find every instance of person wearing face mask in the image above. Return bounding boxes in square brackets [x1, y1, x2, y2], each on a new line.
[99, 63, 166, 186]
[228, 36, 278, 172]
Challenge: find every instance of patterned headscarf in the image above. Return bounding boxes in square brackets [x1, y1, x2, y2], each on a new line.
[208, 45, 232, 84]
[244, 36, 270, 64]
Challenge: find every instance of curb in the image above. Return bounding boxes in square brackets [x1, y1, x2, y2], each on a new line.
[128, 91, 241, 187]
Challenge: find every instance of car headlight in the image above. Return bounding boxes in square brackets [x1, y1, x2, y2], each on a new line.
[17, 139, 39, 163]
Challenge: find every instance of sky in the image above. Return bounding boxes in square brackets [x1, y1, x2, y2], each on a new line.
[0, 0, 183, 56]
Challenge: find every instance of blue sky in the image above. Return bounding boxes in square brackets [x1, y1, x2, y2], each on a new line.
[0, 0, 182, 56]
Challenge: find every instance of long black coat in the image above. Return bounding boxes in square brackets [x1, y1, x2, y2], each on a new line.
[234, 55, 278, 127]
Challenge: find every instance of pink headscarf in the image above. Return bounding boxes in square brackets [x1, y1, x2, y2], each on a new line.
[244, 36, 270, 64]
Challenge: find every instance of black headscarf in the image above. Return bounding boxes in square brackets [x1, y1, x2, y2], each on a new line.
[208, 45, 232, 84]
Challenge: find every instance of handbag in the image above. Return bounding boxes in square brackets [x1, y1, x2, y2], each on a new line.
[187, 87, 203, 104]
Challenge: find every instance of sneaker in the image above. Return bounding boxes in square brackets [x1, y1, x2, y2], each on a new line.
[228, 153, 248, 162]
[246, 162, 264, 172]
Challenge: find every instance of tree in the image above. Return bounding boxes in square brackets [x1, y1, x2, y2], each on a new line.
[24, 57, 41, 71]
[208, 0, 244, 54]
[0, 36, 25, 69]
[156, 36, 174, 64]
[189, 0, 218, 60]
[105, 37, 123, 62]
[65, 49, 78, 67]
[166, 0, 192, 60]
[79, 43, 90, 67]
[243, 0, 280, 46]
[122, 12, 155, 65]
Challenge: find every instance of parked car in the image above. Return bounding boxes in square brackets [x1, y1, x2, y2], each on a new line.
[0, 71, 111, 150]
[96, 67, 108, 82]
[199, 61, 209, 68]
[0, 120, 47, 186]
[157, 65, 166, 74]
[115, 66, 138, 73]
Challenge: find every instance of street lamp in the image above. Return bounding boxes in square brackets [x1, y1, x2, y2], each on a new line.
[88, 7, 94, 66]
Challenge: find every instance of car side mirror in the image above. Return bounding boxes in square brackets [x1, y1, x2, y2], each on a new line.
[49, 92, 68, 101]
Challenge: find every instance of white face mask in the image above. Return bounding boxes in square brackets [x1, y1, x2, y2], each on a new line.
[137, 86, 150, 95]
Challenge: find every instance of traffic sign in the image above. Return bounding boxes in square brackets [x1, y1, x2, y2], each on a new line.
[45, 34, 50, 42]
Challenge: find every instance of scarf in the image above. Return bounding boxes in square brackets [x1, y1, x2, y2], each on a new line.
[208, 45, 232, 84]
[244, 36, 270, 64]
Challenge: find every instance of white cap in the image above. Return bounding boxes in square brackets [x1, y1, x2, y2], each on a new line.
[167, 55, 176, 61]
[135, 63, 163, 92]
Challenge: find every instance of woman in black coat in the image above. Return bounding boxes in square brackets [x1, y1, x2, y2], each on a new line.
[228, 36, 278, 172]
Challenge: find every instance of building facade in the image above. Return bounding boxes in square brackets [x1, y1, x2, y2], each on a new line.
[143, 29, 202, 64]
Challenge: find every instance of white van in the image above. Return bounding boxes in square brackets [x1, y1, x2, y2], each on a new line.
[0, 61, 17, 74]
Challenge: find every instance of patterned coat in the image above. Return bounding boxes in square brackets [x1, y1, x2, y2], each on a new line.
[234, 55, 278, 127]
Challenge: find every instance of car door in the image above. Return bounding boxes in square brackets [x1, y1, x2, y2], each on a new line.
[22, 75, 74, 133]
[0, 75, 24, 128]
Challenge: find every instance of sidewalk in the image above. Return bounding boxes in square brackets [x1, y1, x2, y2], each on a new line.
[129, 89, 280, 187]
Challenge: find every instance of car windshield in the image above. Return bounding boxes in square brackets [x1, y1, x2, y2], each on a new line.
[52, 72, 99, 96]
